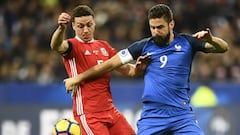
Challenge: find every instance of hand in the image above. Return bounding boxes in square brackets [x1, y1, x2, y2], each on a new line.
[135, 55, 151, 73]
[58, 12, 71, 27]
[63, 77, 79, 97]
[192, 28, 213, 42]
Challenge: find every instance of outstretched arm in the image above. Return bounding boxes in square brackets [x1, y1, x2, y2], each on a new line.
[192, 28, 229, 53]
[64, 53, 151, 96]
[50, 13, 71, 54]
[64, 54, 124, 93]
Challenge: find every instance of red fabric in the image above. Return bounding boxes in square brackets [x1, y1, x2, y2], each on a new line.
[74, 107, 136, 135]
[63, 38, 117, 114]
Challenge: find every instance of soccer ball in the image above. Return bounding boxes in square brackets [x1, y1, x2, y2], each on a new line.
[52, 118, 81, 135]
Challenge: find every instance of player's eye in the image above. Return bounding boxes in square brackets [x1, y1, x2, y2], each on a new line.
[77, 23, 93, 29]
[77, 24, 84, 29]
[156, 26, 162, 29]
[86, 23, 93, 27]
[151, 25, 163, 30]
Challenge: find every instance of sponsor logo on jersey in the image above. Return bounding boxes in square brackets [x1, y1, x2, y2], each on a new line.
[100, 48, 109, 56]
[93, 50, 99, 55]
[146, 52, 156, 56]
[175, 44, 182, 52]
[84, 50, 91, 55]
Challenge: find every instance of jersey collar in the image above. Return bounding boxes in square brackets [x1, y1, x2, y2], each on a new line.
[75, 36, 94, 43]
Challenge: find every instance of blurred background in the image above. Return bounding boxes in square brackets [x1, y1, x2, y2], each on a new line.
[0, 0, 240, 135]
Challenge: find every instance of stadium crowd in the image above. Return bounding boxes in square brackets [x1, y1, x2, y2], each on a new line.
[0, 0, 240, 84]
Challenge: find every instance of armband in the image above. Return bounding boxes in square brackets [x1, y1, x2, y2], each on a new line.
[117, 49, 133, 64]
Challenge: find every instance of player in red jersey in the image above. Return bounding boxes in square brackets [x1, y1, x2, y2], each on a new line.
[50, 5, 141, 135]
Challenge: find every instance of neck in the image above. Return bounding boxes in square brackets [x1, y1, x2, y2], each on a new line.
[75, 36, 94, 43]
[168, 31, 174, 43]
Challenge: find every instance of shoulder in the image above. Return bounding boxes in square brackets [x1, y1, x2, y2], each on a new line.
[93, 39, 112, 47]
[177, 32, 204, 43]
[93, 40, 116, 56]
[67, 38, 80, 48]
[175, 32, 192, 40]
[135, 37, 152, 44]
[127, 37, 152, 60]
[175, 32, 199, 44]
[94, 39, 109, 44]
[129, 37, 152, 49]
[67, 38, 78, 43]
[176, 32, 206, 52]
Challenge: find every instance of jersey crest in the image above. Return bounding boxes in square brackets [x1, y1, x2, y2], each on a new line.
[100, 48, 109, 56]
[174, 44, 182, 52]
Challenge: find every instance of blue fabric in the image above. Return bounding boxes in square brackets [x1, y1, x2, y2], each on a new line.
[128, 33, 205, 109]
[137, 103, 204, 135]
[127, 33, 206, 134]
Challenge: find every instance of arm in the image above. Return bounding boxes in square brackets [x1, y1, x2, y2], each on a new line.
[192, 28, 229, 53]
[115, 63, 137, 77]
[64, 54, 124, 92]
[64, 54, 150, 96]
[50, 13, 71, 54]
[115, 55, 151, 77]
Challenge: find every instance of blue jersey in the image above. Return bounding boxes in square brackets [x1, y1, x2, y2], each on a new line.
[127, 33, 206, 109]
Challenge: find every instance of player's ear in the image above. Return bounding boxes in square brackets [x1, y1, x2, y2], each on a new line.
[72, 22, 76, 31]
[169, 20, 175, 29]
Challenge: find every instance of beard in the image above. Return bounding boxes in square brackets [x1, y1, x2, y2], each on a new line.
[152, 31, 170, 47]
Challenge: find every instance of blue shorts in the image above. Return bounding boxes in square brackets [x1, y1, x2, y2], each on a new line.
[137, 103, 204, 135]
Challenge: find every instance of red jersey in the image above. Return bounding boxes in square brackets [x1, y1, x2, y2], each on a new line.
[63, 37, 117, 115]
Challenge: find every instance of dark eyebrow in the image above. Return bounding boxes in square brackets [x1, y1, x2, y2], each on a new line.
[150, 24, 164, 29]
[76, 20, 94, 25]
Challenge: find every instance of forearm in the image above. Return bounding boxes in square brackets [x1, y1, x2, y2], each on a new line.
[50, 25, 66, 51]
[78, 55, 123, 82]
[116, 64, 142, 77]
[207, 36, 229, 53]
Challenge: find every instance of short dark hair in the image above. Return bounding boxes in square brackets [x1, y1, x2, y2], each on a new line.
[71, 5, 95, 22]
[148, 4, 173, 23]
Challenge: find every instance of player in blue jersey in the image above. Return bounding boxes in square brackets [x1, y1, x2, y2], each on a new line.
[63, 4, 229, 135]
